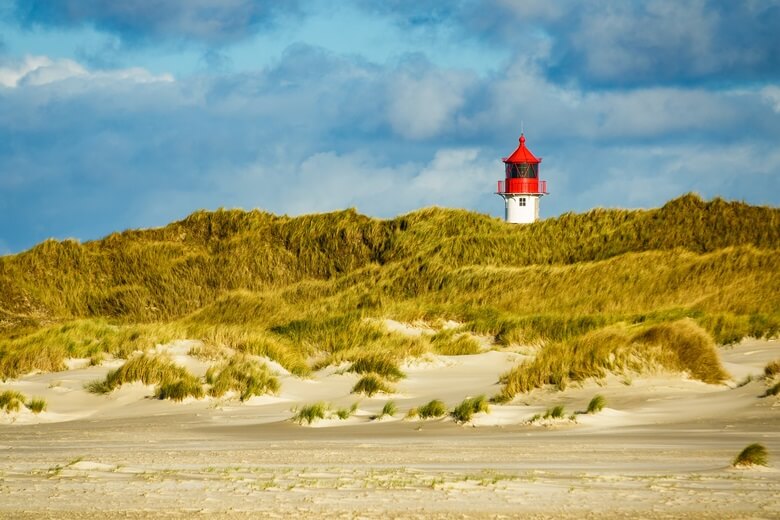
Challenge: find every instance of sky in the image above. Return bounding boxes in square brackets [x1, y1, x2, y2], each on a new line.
[1, 0, 779, 253]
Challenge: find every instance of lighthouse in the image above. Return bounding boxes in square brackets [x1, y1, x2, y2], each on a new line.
[496, 133, 548, 224]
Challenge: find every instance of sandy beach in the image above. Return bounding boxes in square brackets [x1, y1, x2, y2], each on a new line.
[1, 335, 778, 519]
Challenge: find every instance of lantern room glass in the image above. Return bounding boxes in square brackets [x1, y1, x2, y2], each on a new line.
[505, 163, 538, 179]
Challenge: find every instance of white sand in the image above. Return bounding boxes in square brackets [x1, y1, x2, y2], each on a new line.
[0, 338, 777, 518]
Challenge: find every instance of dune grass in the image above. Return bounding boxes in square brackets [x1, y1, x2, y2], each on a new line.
[0, 195, 778, 387]
[0, 320, 176, 380]
[188, 341, 231, 362]
[407, 399, 447, 420]
[732, 443, 769, 467]
[495, 319, 727, 401]
[26, 397, 47, 414]
[587, 394, 606, 414]
[764, 382, 780, 397]
[205, 354, 280, 401]
[0, 390, 47, 414]
[335, 402, 359, 420]
[348, 354, 405, 381]
[292, 402, 328, 425]
[155, 378, 205, 401]
[183, 323, 311, 377]
[431, 329, 482, 355]
[378, 401, 397, 419]
[543, 405, 566, 420]
[87, 353, 203, 401]
[352, 374, 394, 397]
[764, 359, 780, 378]
[0, 390, 25, 413]
[451, 395, 490, 423]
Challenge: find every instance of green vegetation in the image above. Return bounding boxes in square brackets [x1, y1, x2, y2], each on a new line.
[87, 353, 203, 401]
[154, 378, 205, 401]
[431, 329, 482, 355]
[378, 401, 397, 419]
[765, 359, 780, 378]
[205, 354, 280, 401]
[586, 394, 606, 414]
[348, 354, 405, 381]
[496, 319, 727, 402]
[292, 402, 328, 425]
[0, 390, 48, 414]
[543, 405, 566, 420]
[26, 397, 47, 414]
[408, 399, 447, 419]
[764, 382, 780, 397]
[0, 195, 778, 398]
[764, 359, 780, 397]
[0, 320, 174, 380]
[335, 402, 359, 420]
[0, 390, 26, 413]
[732, 443, 769, 467]
[451, 395, 490, 423]
[291, 401, 357, 424]
[352, 374, 394, 397]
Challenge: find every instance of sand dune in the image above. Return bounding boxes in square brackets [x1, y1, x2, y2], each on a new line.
[0, 336, 778, 518]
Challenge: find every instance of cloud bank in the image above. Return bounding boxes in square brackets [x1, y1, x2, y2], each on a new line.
[0, 1, 778, 252]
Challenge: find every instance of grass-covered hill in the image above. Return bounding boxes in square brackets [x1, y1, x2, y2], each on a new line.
[1, 193, 779, 399]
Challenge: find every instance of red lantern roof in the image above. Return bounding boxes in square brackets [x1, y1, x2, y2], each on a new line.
[502, 134, 541, 164]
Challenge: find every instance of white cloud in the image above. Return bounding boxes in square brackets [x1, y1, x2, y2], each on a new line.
[0, 55, 174, 88]
[407, 148, 492, 202]
[546, 141, 780, 216]
[761, 86, 780, 113]
[386, 68, 473, 139]
[467, 54, 776, 142]
[211, 147, 495, 220]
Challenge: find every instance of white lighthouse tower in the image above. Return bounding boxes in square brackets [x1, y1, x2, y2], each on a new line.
[496, 133, 548, 224]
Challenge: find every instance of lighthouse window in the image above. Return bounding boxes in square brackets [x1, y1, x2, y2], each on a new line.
[508, 163, 538, 179]
[519, 197, 527, 206]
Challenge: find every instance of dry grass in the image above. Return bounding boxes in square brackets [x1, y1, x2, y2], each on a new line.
[733, 443, 769, 467]
[0, 194, 778, 386]
[352, 374, 394, 397]
[26, 397, 47, 414]
[205, 354, 279, 401]
[0, 320, 177, 380]
[496, 319, 727, 401]
[544, 405, 566, 419]
[378, 401, 397, 418]
[451, 395, 489, 423]
[764, 382, 780, 397]
[155, 378, 205, 401]
[587, 394, 606, 414]
[335, 402, 359, 420]
[87, 353, 203, 401]
[348, 354, 405, 381]
[186, 323, 311, 377]
[764, 359, 780, 378]
[292, 402, 328, 425]
[188, 341, 232, 362]
[431, 329, 482, 355]
[407, 399, 447, 419]
[0, 390, 25, 413]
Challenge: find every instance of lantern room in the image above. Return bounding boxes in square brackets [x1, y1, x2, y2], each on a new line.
[496, 133, 548, 224]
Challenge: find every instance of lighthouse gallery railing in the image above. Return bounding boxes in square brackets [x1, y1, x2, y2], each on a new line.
[497, 179, 547, 194]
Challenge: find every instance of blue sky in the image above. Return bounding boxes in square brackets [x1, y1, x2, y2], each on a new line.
[1, 0, 779, 253]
